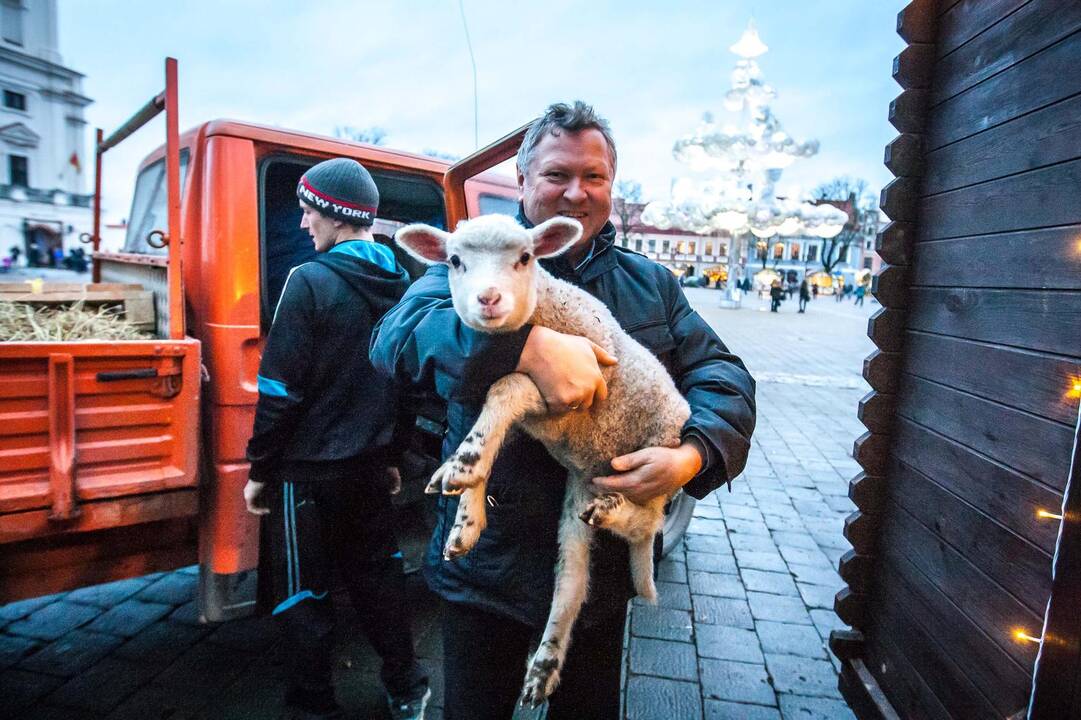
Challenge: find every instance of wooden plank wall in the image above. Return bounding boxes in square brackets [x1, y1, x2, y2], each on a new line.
[833, 0, 1081, 717]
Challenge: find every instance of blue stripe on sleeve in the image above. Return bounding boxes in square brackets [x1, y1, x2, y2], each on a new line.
[257, 374, 289, 397]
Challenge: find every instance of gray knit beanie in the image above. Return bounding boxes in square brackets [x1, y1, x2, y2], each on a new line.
[297, 158, 379, 226]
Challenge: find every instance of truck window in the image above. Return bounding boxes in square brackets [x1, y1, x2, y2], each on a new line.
[478, 192, 518, 217]
[258, 156, 446, 327]
[123, 150, 191, 254]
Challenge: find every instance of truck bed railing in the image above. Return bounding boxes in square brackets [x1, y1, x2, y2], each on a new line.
[89, 58, 184, 340]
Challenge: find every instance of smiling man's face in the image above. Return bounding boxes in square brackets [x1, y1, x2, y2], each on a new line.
[517, 128, 614, 257]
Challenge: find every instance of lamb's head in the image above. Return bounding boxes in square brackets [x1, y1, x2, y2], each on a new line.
[396, 214, 582, 332]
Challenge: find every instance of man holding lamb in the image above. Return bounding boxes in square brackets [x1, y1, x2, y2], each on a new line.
[371, 101, 757, 720]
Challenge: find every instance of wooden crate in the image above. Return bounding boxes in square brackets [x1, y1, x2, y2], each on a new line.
[0, 282, 155, 331]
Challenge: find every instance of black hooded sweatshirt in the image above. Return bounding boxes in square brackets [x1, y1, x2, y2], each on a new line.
[246, 240, 411, 484]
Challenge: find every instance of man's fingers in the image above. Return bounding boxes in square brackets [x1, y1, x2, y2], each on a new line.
[589, 341, 619, 367]
[594, 376, 608, 403]
[611, 449, 651, 472]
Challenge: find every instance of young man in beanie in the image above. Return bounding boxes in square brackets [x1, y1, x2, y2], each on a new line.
[245, 157, 430, 720]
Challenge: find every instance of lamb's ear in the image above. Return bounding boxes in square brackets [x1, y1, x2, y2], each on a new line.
[395, 224, 451, 264]
[531, 217, 583, 258]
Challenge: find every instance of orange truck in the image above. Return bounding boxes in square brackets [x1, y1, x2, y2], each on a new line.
[0, 59, 521, 620]
[0, 59, 696, 620]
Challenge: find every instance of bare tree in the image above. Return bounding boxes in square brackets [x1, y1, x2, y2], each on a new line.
[334, 126, 388, 145]
[612, 180, 644, 247]
[812, 176, 877, 276]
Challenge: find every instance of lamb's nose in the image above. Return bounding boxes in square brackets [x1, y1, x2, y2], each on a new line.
[477, 289, 501, 306]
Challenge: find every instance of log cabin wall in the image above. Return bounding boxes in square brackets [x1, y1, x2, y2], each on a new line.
[831, 0, 1081, 717]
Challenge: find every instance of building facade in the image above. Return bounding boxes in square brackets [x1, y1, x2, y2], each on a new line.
[0, 0, 92, 267]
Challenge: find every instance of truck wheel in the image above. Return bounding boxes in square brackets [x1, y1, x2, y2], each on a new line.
[662, 490, 696, 557]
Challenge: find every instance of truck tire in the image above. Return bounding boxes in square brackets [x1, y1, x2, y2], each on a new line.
[662, 490, 696, 557]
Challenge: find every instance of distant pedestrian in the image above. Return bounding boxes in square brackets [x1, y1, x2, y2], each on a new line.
[770, 280, 784, 312]
[834, 281, 843, 302]
[52, 246, 63, 268]
[854, 284, 866, 307]
[8, 244, 20, 267]
[811, 283, 818, 299]
[798, 277, 811, 313]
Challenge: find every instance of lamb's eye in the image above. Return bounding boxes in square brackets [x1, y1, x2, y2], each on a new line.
[519, 252, 531, 265]
[449, 255, 461, 269]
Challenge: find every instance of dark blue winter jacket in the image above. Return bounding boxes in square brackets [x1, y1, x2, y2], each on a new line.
[370, 214, 756, 627]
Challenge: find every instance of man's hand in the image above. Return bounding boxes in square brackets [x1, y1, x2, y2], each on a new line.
[385, 466, 402, 495]
[244, 480, 270, 515]
[592, 442, 703, 505]
[517, 326, 618, 414]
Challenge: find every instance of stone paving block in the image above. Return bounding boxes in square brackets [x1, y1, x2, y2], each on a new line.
[734, 549, 788, 573]
[699, 658, 776, 706]
[634, 581, 691, 611]
[778, 693, 858, 720]
[692, 596, 754, 629]
[204, 614, 278, 654]
[721, 504, 764, 523]
[741, 569, 799, 597]
[629, 637, 698, 681]
[136, 572, 197, 606]
[0, 593, 65, 624]
[811, 531, 851, 552]
[780, 475, 816, 489]
[689, 570, 746, 599]
[168, 600, 203, 626]
[46, 655, 159, 713]
[693, 503, 724, 519]
[657, 558, 687, 584]
[778, 546, 832, 571]
[6, 601, 100, 641]
[687, 517, 728, 536]
[0, 632, 39, 669]
[746, 592, 813, 625]
[771, 531, 818, 550]
[0, 667, 64, 713]
[695, 624, 763, 664]
[625, 675, 702, 720]
[785, 486, 822, 501]
[725, 517, 773, 536]
[727, 532, 778, 553]
[630, 605, 693, 642]
[113, 621, 212, 667]
[755, 620, 827, 659]
[823, 545, 848, 566]
[18, 629, 124, 677]
[750, 488, 791, 505]
[685, 534, 732, 556]
[191, 652, 288, 720]
[687, 550, 739, 575]
[798, 583, 841, 610]
[762, 513, 802, 532]
[706, 699, 783, 720]
[85, 600, 172, 638]
[65, 578, 151, 610]
[787, 563, 842, 588]
[801, 517, 844, 537]
[791, 500, 835, 519]
[810, 609, 849, 642]
[766, 654, 843, 699]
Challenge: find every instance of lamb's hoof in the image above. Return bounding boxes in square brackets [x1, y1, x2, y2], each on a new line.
[429, 454, 484, 495]
[579, 492, 625, 528]
[442, 519, 482, 560]
[520, 655, 560, 708]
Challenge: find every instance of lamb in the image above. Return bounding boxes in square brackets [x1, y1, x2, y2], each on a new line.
[395, 213, 691, 706]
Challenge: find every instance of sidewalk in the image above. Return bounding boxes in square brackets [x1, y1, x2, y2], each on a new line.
[0, 289, 877, 720]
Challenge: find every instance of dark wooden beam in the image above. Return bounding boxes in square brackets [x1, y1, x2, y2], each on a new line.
[845, 511, 881, 555]
[893, 43, 936, 89]
[859, 390, 897, 434]
[897, 0, 938, 44]
[830, 628, 866, 660]
[876, 222, 913, 266]
[872, 264, 909, 309]
[868, 308, 905, 353]
[864, 350, 902, 394]
[855, 431, 891, 476]
[885, 133, 925, 177]
[880, 176, 920, 223]
[835, 586, 868, 628]
[840, 549, 876, 594]
[850, 472, 888, 514]
[889, 89, 930, 133]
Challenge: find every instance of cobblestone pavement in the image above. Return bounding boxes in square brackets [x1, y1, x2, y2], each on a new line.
[0, 287, 877, 720]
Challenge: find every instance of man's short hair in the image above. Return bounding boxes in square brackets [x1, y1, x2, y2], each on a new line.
[516, 101, 617, 174]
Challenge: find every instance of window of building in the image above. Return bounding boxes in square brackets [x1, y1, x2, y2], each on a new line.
[634, 237, 642, 252]
[3, 89, 25, 111]
[2, 1, 23, 46]
[704, 241, 713, 256]
[806, 245, 818, 263]
[790, 242, 801, 260]
[648, 238, 656, 253]
[9, 153, 27, 186]
[662, 239, 670, 254]
[773, 242, 784, 260]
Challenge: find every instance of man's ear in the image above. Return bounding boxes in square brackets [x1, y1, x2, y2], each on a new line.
[395, 224, 451, 264]
[531, 217, 583, 258]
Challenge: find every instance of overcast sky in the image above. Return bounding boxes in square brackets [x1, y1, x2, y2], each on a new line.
[61, 1, 906, 222]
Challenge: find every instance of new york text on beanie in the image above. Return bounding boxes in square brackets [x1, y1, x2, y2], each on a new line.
[297, 158, 379, 226]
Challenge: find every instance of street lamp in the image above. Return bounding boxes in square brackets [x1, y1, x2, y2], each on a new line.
[642, 21, 848, 307]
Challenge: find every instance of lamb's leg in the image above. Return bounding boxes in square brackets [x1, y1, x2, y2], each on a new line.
[580, 494, 667, 602]
[426, 372, 545, 496]
[443, 485, 487, 560]
[521, 480, 594, 707]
